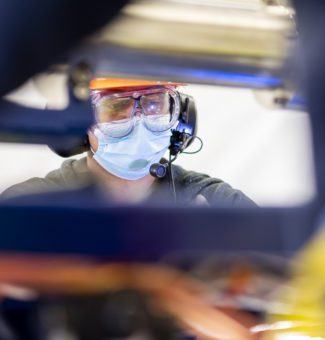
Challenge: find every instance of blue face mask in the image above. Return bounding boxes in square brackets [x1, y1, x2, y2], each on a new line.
[92, 121, 172, 180]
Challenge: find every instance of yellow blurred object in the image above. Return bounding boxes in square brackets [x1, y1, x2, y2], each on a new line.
[264, 230, 325, 339]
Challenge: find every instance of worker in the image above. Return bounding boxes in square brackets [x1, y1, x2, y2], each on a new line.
[2, 78, 256, 207]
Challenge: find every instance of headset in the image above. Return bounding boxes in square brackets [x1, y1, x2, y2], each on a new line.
[170, 92, 197, 155]
[149, 92, 198, 179]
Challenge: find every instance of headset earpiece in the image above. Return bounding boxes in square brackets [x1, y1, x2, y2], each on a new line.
[169, 93, 197, 156]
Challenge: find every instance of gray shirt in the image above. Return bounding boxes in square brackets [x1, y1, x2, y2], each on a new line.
[1, 157, 256, 207]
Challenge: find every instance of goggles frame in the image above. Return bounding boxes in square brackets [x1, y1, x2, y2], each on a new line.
[91, 87, 181, 138]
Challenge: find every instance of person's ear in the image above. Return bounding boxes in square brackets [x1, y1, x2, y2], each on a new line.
[88, 130, 99, 152]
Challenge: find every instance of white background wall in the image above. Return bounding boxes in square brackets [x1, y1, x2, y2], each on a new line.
[182, 85, 315, 206]
[0, 80, 316, 206]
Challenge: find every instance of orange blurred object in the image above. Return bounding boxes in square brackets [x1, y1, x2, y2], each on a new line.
[0, 253, 254, 340]
[89, 77, 186, 90]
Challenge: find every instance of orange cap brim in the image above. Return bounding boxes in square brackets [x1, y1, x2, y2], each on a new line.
[89, 78, 186, 90]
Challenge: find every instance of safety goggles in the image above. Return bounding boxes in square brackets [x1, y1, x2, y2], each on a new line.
[91, 87, 180, 138]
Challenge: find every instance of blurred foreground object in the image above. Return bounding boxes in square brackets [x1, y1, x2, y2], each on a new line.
[263, 225, 325, 339]
[0, 0, 128, 148]
[0, 0, 128, 97]
[88, 0, 296, 89]
[0, 254, 253, 340]
[0, 0, 300, 148]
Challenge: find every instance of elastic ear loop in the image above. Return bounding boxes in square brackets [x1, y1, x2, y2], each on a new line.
[89, 145, 96, 155]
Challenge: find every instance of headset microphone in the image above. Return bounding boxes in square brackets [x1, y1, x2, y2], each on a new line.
[149, 162, 168, 178]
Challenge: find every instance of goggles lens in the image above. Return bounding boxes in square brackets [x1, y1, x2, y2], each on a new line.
[93, 89, 179, 138]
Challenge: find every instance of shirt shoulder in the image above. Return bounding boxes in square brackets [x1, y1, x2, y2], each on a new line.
[172, 164, 257, 207]
[1, 157, 90, 200]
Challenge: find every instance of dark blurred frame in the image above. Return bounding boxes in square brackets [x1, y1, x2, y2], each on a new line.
[0, 0, 323, 260]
